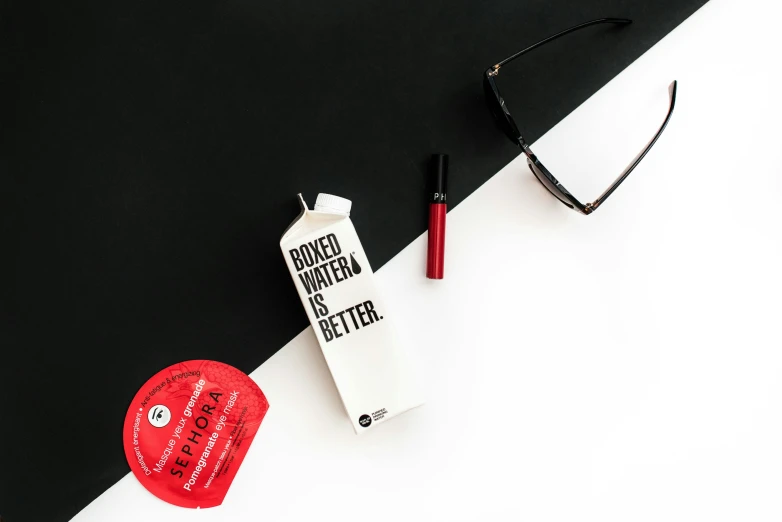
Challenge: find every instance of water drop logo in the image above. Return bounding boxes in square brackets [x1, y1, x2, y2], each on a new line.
[148, 404, 171, 428]
[350, 253, 362, 274]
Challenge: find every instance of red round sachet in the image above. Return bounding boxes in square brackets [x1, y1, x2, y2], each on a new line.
[123, 360, 269, 508]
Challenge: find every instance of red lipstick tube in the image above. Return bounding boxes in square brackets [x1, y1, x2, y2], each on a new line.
[427, 154, 448, 279]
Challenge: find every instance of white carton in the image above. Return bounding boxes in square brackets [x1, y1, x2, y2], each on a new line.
[280, 193, 424, 433]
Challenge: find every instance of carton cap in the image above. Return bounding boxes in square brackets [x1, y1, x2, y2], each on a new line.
[314, 193, 352, 216]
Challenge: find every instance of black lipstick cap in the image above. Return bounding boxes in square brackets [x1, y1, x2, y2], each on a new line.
[430, 154, 448, 203]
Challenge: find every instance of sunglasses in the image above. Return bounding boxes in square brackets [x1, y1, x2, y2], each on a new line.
[484, 18, 677, 214]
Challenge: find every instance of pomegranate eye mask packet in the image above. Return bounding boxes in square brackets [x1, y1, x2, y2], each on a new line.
[123, 360, 269, 508]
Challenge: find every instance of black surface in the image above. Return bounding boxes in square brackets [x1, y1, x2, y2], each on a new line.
[1, 1, 706, 520]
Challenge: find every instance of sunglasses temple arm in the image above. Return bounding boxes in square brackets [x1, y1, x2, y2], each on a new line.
[589, 80, 677, 212]
[495, 18, 632, 69]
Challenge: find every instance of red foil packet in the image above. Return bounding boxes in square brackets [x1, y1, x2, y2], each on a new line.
[123, 360, 269, 508]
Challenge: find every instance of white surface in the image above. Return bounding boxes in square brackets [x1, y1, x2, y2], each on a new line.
[74, 0, 782, 520]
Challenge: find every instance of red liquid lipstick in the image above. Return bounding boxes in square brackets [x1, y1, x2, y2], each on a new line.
[427, 154, 448, 279]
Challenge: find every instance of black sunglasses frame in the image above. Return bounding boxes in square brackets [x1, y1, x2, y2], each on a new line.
[484, 18, 677, 214]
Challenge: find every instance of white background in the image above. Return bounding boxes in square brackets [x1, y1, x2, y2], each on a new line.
[74, 0, 782, 519]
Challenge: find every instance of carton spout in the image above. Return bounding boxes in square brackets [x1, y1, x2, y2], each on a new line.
[314, 193, 352, 216]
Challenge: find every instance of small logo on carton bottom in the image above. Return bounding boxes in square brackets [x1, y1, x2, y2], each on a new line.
[358, 414, 372, 428]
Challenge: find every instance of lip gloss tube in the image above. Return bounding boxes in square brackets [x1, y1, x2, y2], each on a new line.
[427, 154, 448, 279]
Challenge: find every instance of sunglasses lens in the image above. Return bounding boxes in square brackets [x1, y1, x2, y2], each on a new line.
[528, 160, 574, 209]
[483, 76, 519, 144]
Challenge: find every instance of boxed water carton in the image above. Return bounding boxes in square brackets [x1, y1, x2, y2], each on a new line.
[280, 193, 424, 433]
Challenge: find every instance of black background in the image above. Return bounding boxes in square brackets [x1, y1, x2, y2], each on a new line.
[1, 1, 706, 520]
